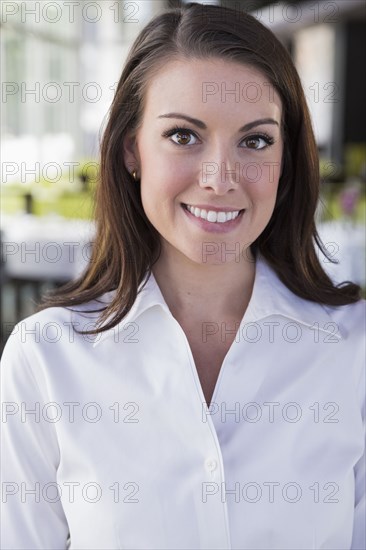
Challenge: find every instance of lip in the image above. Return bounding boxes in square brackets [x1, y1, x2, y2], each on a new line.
[181, 203, 245, 234]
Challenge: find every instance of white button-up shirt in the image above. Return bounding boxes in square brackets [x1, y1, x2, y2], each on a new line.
[1, 254, 365, 549]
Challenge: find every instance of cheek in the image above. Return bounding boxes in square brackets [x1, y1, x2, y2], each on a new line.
[242, 150, 282, 189]
[245, 177, 280, 205]
[141, 159, 193, 208]
[140, 175, 187, 224]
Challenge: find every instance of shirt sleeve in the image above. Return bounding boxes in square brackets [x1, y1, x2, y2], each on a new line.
[351, 331, 366, 550]
[0, 327, 70, 549]
[351, 448, 366, 549]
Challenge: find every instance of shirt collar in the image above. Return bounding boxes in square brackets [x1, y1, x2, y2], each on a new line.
[91, 271, 171, 347]
[243, 255, 344, 339]
[92, 253, 343, 347]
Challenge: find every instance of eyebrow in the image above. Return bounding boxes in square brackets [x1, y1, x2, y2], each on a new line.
[157, 113, 279, 132]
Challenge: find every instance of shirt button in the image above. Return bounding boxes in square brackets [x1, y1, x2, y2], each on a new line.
[205, 458, 217, 472]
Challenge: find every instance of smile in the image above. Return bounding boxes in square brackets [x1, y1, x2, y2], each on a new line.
[183, 204, 244, 223]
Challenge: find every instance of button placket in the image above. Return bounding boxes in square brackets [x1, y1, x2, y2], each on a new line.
[171, 317, 232, 548]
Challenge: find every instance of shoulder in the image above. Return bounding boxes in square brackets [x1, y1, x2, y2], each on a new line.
[0, 296, 114, 395]
[2, 293, 114, 353]
[324, 299, 365, 401]
[324, 298, 366, 339]
[258, 255, 365, 342]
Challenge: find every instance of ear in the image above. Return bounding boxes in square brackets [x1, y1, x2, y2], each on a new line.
[122, 131, 140, 173]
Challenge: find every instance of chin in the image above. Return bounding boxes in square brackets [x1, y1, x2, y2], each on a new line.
[182, 246, 238, 266]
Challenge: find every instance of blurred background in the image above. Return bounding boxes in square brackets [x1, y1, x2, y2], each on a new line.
[1, 0, 365, 351]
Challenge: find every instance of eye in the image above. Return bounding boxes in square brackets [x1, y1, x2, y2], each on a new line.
[162, 126, 199, 147]
[241, 134, 274, 150]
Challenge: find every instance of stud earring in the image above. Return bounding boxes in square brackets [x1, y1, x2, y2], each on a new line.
[131, 170, 138, 182]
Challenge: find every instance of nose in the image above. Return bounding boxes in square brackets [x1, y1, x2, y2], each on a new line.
[199, 145, 240, 195]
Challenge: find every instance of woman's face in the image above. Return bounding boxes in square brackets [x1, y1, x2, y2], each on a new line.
[123, 57, 284, 265]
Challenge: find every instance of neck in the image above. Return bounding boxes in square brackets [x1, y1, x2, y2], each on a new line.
[152, 244, 256, 322]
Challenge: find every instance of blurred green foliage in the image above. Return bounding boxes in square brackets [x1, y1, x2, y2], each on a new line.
[319, 184, 366, 223]
[1, 159, 98, 219]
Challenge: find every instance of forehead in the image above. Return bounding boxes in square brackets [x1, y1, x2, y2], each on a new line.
[142, 57, 282, 122]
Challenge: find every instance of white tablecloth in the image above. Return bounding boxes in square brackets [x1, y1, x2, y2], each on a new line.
[1, 214, 94, 281]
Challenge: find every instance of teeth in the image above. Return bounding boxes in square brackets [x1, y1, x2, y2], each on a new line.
[185, 204, 241, 223]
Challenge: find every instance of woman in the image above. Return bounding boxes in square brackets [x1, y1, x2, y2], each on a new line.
[1, 3, 364, 549]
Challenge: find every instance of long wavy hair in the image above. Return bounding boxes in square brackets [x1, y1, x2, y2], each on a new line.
[37, 2, 361, 335]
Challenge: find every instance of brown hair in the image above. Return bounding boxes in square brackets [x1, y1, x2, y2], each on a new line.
[37, 2, 361, 335]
